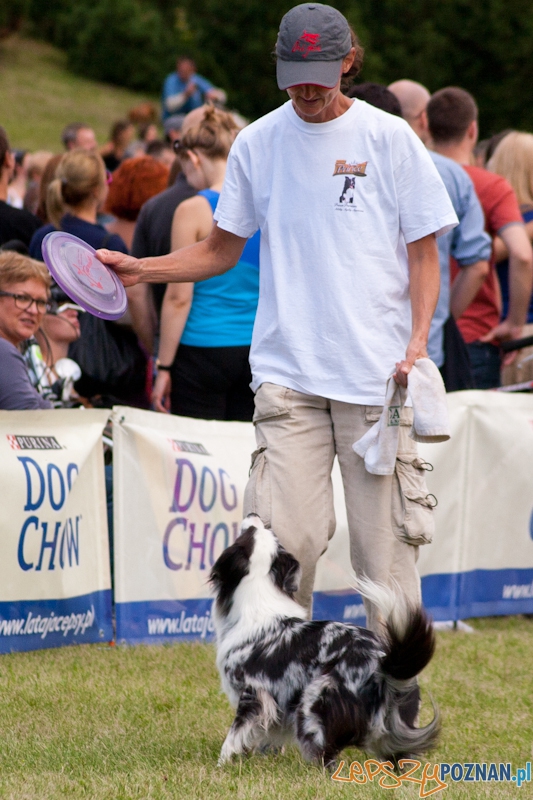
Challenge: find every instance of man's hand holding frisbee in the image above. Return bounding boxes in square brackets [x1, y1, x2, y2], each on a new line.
[96, 249, 144, 287]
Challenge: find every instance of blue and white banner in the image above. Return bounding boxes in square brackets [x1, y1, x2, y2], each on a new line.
[314, 390, 533, 623]
[113, 407, 254, 644]
[113, 392, 533, 644]
[0, 409, 113, 652]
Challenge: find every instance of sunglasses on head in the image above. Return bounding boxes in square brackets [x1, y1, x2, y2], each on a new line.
[173, 140, 200, 154]
[47, 301, 85, 315]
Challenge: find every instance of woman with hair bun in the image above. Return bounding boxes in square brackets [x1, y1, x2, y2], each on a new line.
[152, 105, 260, 420]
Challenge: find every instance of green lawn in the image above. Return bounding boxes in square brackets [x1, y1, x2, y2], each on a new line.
[0, 34, 158, 152]
[0, 616, 531, 799]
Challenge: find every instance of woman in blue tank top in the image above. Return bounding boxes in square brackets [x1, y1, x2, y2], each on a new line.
[152, 106, 259, 419]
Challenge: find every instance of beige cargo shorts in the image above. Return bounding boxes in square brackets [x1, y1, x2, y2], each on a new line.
[244, 382, 435, 630]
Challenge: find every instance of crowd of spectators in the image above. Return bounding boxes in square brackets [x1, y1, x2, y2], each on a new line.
[2, 63, 533, 419]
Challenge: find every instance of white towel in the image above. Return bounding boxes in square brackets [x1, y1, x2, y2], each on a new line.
[352, 358, 450, 475]
[407, 357, 451, 444]
[352, 376, 407, 475]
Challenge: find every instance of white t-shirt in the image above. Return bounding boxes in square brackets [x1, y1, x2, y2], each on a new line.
[214, 99, 457, 404]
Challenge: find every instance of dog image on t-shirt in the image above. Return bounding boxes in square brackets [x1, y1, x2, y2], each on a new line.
[339, 176, 356, 204]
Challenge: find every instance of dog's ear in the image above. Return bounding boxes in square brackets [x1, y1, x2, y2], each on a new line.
[270, 546, 301, 598]
[209, 525, 256, 615]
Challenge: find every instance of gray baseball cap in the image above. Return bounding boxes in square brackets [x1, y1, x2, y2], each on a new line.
[276, 3, 352, 91]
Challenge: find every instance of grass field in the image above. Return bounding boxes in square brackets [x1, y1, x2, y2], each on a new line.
[0, 34, 157, 152]
[0, 616, 531, 799]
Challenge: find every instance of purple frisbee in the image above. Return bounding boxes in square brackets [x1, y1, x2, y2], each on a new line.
[42, 231, 127, 320]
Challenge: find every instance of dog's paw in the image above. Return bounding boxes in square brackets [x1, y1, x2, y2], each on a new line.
[218, 741, 249, 766]
[217, 751, 231, 767]
[218, 745, 233, 767]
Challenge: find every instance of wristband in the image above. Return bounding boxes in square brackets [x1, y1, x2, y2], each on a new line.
[155, 359, 172, 371]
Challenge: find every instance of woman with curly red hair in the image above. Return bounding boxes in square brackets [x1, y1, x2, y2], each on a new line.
[105, 156, 169, 250]
[104, 156, 170, 352]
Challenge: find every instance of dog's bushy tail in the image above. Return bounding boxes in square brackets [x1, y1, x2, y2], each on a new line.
[353, 576, 435, 680]
[354, 576, 439, 757]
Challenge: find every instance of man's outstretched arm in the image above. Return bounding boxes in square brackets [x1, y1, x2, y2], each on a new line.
[96, 222, 247, 287]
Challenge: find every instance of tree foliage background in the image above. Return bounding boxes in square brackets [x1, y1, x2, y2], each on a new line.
[25, 0, 533, 136]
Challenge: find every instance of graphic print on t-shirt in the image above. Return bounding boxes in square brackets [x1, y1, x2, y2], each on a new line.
[333, 159, 367, 211]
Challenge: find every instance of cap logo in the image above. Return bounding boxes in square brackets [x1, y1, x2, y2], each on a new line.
[291, 30, 321, 58]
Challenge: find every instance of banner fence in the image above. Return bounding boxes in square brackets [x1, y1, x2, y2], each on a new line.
[0, 409, 113, 653]
[2, 392, 533, 651]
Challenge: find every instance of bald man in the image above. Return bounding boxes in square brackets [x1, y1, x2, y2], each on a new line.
[388, 80, 431, 144]
[389, 80, 491, 390]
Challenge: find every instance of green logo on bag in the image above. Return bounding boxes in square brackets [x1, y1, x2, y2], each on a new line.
[388, 406, 401, 426]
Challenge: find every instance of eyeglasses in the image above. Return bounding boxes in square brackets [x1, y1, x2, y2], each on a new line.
[0, 290, 50, 314]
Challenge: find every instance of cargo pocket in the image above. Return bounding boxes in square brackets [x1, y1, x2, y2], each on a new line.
[392, 455, 436, 546]
[243, 446, 271, 528]
[253, 383, 291, 425]
[364, 406, 383, 425]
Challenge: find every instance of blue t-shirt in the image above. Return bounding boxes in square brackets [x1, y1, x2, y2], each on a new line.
[428, 152, 492, 367]
[29, 214, 128, 261]
[181, 189, 260, 348]
[497, 207, 533, 322]
[161, 72, 214, 120]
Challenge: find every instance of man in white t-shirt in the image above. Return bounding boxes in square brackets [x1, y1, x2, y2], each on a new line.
[97, 4, 457, 635]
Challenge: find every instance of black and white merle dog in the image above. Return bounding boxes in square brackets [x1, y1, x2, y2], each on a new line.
[209, 514, 438, 768]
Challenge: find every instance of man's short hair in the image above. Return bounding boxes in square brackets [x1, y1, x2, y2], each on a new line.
[427, 87, 478, 145]
[0, 125, 10, 168]
[346, 83, 402, 117]
[145, 140, 171, 159]
[61, 122, 88, 150]
[177, 56, 196, 70]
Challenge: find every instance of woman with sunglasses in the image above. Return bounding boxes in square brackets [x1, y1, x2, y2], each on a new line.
[152, 105, 260, 420]
[0, 250, 53, 409]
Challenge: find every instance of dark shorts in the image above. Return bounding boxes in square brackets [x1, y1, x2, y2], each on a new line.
[440, 315, 474, 392]
[170, 343, 254, 421]
[466, 341, 501, 390]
